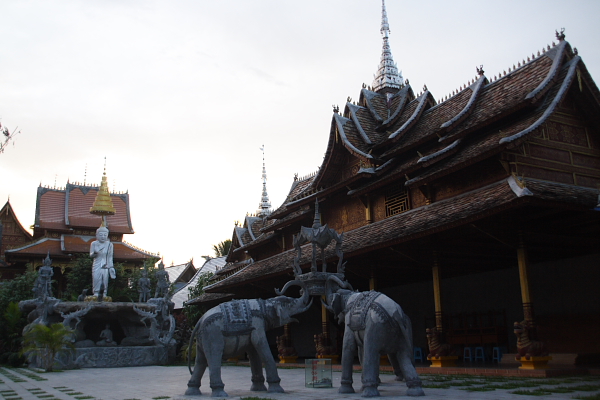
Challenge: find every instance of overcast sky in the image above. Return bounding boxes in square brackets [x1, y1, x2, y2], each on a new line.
[1, 0, 599, 267]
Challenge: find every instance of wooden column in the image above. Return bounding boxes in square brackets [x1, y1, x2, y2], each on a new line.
[369, 271, 377, 291]
[517, 234, 534, 323]
[365, 195, 373, 224]
[432, 256, 443, 332]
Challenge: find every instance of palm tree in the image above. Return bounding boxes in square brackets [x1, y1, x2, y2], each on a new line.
[22, 323, 74, 371]
[212, 239, 232, 258]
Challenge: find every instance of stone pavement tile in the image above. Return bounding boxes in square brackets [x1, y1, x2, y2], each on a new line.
[2, 365, 599, 400]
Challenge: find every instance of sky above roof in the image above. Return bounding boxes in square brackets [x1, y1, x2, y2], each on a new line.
[1, 0, 599, 266]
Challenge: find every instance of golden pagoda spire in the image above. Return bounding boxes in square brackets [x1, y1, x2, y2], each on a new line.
[90, 161, 116, 226]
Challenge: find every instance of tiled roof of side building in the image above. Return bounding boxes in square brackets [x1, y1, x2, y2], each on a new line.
[66, 184, 132, 233]
[7, 235, 156, 261]
[206, 177, 599, 293]
[36, 189, 68, 230]
[5, 238, 63, 257]
[35, 184, 134, 234]
[171, 256, 226, 309]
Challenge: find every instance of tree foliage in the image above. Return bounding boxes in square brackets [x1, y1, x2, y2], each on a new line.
[0, 269, 37, 366]
[63, 255, 160, 302]
[0, 302, 26, 366]
[183, 271, 214, 327]
[212, 239, 231, 258]
[176, 271, 214, 361]
[0, 269, 37, 312]
[22, 323, 74, 371]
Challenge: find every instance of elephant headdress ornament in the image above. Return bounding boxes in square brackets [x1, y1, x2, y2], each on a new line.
[277, 199, 347, 298]
[278, 199, 424, 397]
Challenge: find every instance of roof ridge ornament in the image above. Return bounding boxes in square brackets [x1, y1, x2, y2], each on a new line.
[556, 28, 565, 42]
[89, 160, 116, 227]
[371, 0, 402, 93]
[256, 145, 272, 218]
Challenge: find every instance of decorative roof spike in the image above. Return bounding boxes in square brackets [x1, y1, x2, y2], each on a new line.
[527, 56, 530, 62]
[362, 83, 367, 89]
[532, 53, 535, 59]
[476, 65, 485, 76]
[504, 70, 506, 76]
[372, 0, 403, 93]
[332, 104, 339, 113]
[552, 41, 556, 47]
[574, 47, 578, 55]
[256, 145, 272, 218]
[556, 28, 565, 41]
[312, 199, 322, 229]
[423, 84, 428, 92]
[347, 96, 352, 103]
[547, 44, 550, 50]
[537, 50, 541, 56]
[89, 162, 116, 219]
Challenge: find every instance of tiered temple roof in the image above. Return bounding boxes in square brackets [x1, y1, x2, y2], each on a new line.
[202, 28, 600, 299]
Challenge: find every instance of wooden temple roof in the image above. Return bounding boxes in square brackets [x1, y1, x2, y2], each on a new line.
[5, 234, 156, 262]
[206, 177, 599, 295]
[35, 182, 134, 236]
[311, 40, 598, 197]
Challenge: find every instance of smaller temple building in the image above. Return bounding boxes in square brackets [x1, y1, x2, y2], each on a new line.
[0, 200, 34, 280]
[2, 172, 157, 287]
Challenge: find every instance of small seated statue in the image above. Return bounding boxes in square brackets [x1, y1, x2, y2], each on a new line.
[77, 289, 88, 302]
[96, 324, 117, 347]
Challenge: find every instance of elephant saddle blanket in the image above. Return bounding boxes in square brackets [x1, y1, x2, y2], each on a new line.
[220, 299, 255, 336]
[347, 291, 381, 331]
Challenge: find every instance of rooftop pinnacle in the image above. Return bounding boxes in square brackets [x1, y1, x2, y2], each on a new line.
[257, 145, 272, 217]
[372, 0, 403, 93]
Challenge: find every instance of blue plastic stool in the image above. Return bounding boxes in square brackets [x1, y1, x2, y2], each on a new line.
[463, 347, 473, 362]
[492, 347, 503, 363]
[414, 347, 423, 363]
[474, 346, 485, 361]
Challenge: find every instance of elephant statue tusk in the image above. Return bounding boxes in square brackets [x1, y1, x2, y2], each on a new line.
[274, 279, 302, 296]
[320, 297, 334, 313]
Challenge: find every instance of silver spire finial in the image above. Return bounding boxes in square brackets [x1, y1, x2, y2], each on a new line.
[372, 0, 402, 93]
[257, 145, 272, 217]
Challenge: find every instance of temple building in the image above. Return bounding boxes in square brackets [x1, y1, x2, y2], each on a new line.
[2, 170, 158, 289]
[0, 200, 34, 280]
[194, 1, 600, 365]
[165, 259, 197, 291]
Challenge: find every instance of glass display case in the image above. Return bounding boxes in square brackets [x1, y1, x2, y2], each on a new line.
[305, 358, 332, 388]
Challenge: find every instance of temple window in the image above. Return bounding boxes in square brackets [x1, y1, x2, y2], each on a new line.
[384, 183, 410, 217]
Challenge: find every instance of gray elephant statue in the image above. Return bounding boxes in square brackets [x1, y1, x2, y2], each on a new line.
[185, 280, 312, 397]
[323, 276, 424, 397]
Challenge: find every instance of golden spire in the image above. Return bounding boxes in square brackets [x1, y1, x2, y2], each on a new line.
[90, 163, 116, 222]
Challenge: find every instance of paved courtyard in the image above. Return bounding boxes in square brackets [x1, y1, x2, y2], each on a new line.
[1, 365, 599, 400]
